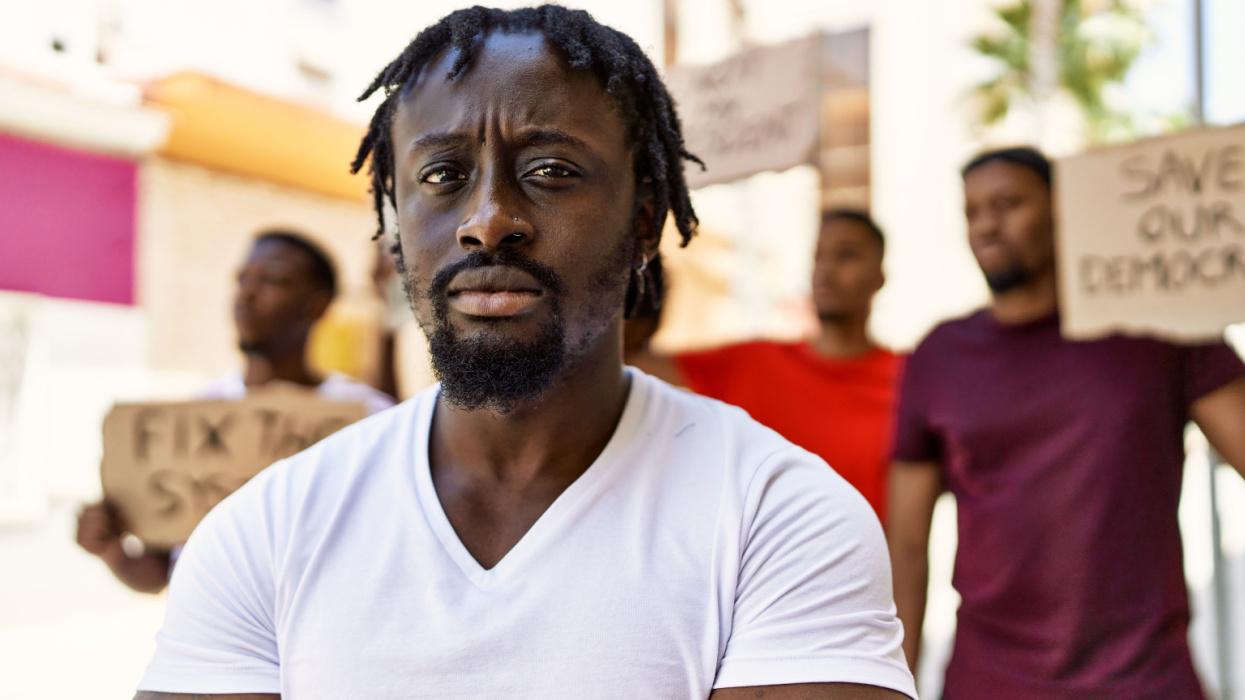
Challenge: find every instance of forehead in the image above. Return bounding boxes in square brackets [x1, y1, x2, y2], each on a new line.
[392, 31, 628, 156]
[246, 239, 311, 271]
[818, 217, 877, 248]
[821, 217, 869, 238]
[964, 160, 1048, 195]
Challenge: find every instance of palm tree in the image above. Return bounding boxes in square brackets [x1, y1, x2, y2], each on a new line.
[970, 0, 1155, 144]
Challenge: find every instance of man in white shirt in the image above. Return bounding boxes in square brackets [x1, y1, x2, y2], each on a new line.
[134, 6, 915, 699]
[76, 230, 393, 593]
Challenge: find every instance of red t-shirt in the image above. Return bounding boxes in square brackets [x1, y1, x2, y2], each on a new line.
[894, 310, 1245, 699]
[676, 341, 902, 520]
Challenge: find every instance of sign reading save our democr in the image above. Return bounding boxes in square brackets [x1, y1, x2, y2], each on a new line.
[101, 389, 366, 547]
[1056, 124, 1245, 341]
[666, 36, 821, 190]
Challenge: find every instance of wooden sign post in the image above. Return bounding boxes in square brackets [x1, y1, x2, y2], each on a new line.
[100, 388, 366, 547]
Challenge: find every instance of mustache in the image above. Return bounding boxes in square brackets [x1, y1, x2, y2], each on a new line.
[428, 251, 565, 301]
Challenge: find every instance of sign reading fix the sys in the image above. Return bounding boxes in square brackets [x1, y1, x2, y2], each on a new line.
[1056, 124, 1245, 341]
[666, 36, 821, 190]
[101, 388, 366, 547]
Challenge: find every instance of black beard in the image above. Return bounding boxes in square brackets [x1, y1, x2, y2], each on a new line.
[984, 266, 1032, 293]
[395, 227, 634, 413]
[817, 310, 851, 324]
[422, 250, 569, 414]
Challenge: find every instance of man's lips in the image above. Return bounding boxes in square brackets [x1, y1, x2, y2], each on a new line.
[445, 266, 545, 318]
[449, 290, 542, 317]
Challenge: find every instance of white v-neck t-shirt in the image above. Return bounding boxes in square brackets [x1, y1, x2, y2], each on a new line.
[138, 369, 915, 699]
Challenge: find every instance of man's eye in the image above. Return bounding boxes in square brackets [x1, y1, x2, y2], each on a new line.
[421, 168, 465, 184]
[528, 164, 574, 178]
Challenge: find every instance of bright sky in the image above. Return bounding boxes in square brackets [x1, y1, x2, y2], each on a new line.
[1126, 0, 1245, 125]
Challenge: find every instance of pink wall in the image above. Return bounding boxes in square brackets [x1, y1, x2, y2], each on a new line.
[0, 132, 137, 305]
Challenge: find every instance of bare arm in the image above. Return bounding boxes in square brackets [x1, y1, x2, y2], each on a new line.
[134, 694, 278, 699]
[1192, 376, 1245, 479]
[886, 460, 942, 674]
[76, 501, 171, 594]
[133, 687, 280, 692]
[711, 683, 908, 699]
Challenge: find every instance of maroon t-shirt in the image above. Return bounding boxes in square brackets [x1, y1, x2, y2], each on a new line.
[894, 310, 1244, 700]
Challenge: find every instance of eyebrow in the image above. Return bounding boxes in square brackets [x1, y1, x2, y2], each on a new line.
[515, 128, 592, 152]
[409, 128, 595, 153]
[411, 132, 470, 151]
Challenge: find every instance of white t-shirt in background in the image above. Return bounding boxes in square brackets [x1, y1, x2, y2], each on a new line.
[139, 370, 915, 699]
[198, 371, 396, 416]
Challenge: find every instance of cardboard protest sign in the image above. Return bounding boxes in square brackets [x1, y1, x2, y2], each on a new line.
[100, 388, 366, 547]
[667, 36, 821, 189]
[1056, 124, 1245, 341]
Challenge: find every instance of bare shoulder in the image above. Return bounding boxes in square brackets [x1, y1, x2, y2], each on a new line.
[711, 683, 910, 699]
[134, 693, 280, 699]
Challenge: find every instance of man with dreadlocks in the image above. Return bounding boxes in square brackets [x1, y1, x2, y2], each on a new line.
[134, 7, 914, 699]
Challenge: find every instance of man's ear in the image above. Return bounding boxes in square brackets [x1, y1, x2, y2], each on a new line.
[306, 290, 333, 323]
[634, 179, 661, 260]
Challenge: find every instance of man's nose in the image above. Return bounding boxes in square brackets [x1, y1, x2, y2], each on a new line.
[456, 168, 534, 253]
[235, 277, 259, 304]
[969, 212, 1002, 241]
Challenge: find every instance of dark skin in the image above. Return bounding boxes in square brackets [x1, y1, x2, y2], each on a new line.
[963, 160, 1058, 324]
[887, 159, 1245, 674]
[80, 239, 332, 595]
[371, 238, 403, 399]
[394, 32, 647, 571]
[136, 31, 905, 700]
[630, 217, 887, 382]
[807, 218, 886, 357]
[233, 238, 333, 389]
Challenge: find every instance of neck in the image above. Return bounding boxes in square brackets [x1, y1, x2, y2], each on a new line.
[989, 268, 1058, 325]
[809, 313, 875, 358]
[430, 330, 630, 488]
[243, 344, 320, 389]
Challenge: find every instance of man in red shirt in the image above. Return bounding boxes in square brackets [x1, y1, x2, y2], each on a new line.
[888, 147, 1245, 699]
[633, 209, 901, 520]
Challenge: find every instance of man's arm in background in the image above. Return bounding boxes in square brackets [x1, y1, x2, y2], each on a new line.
[1192, 376, 1245, 479]
[76, 501, 172, 594]
[886, 460, 942, 674]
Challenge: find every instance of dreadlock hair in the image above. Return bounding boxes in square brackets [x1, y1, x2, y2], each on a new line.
[350, 5, 702, 313]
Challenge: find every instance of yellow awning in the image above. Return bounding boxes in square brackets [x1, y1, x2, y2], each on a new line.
[146, 72, 370, 202]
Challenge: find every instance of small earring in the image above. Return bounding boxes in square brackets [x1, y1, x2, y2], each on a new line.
[634, 254, 648, 302]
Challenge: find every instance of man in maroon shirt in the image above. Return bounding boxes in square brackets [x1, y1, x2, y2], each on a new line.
[887, 147, 1245, 699]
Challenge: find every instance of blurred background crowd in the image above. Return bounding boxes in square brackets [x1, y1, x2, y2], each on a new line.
[1, 0, 1243, 697]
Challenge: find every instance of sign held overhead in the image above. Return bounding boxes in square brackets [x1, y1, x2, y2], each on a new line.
[1056, 124, 1245, 341]
[667, 36, 822, 189]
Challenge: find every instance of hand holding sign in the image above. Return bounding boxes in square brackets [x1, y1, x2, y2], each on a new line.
[101, 386, 366, 547]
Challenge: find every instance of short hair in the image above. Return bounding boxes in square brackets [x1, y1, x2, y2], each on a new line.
[350, 5, 703, 314]
[821, 208, 885, 254]
[253, 230, 338, 299]
[961, 146, 1052, 188]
